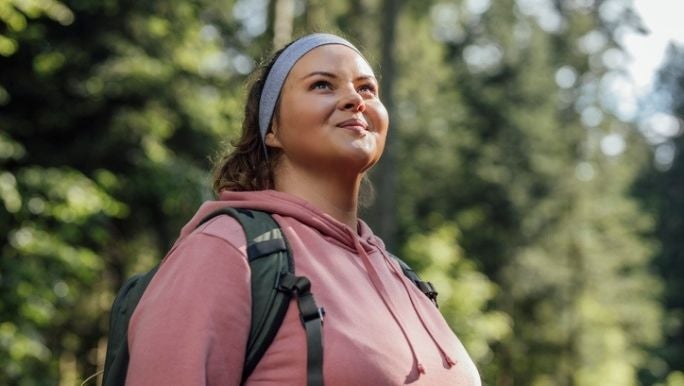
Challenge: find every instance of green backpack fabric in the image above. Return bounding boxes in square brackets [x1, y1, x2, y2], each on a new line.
[101, 208, 437, 386]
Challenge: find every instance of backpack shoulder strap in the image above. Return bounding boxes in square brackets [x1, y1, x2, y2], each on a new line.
[197, 208, 293, 382]
[197, 208, 324, 386]
[390, 254, 439, 307]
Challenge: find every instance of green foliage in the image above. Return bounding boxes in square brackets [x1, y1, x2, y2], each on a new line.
[635, 43, 684, 383]
[664, 372, 684, 386]
[0, 0, 74, 56]
[1, 162, 125, 384]
[388, 0, 662, 384]
[0, 0, 254, 383]
[403, 224, 511, 364]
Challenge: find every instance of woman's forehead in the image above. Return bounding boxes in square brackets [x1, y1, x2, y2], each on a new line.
[289, 44, 375, 77]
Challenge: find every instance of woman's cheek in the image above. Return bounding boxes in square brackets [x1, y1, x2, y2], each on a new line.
[372, 103, 389, 133]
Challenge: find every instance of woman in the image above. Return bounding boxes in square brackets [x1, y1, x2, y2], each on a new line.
[125, 33, 481, 385]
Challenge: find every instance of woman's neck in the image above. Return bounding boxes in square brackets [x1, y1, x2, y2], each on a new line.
[273, 163, 361, 230]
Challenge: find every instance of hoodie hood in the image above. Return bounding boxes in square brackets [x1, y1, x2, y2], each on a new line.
[175, 189, 383, 253]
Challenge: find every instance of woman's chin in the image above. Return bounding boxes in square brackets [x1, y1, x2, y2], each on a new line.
[341, 150, 382, 174]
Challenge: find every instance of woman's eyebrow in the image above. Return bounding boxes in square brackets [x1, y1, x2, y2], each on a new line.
[355, 74, 378, 82]
[301, 71, 377, 82]
[301, 71, 337, 79]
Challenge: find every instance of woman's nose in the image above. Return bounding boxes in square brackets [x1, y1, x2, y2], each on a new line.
[339, 90, 366, 112]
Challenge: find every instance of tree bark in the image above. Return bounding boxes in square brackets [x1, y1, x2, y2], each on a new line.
[273, 0, 295, 49]
[366, 0, 401, 251]
[306, 0, 328, 31]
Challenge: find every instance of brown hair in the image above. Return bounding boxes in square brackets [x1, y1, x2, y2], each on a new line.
[212, 43, 292, 193]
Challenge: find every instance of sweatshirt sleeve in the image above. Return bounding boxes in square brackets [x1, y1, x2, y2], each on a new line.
[125, 222, 251, 386]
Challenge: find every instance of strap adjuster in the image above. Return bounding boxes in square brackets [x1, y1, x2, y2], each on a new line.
[277, 273, 311, 293]
[301, 306, 325, 325]
[417, 281, 439, 305]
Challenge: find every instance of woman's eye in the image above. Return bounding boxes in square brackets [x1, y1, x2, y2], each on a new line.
[311, 80, 332, 90]
[358, 83, 378, 95]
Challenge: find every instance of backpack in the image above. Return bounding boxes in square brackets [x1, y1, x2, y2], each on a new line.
[101, 208, 437, 386]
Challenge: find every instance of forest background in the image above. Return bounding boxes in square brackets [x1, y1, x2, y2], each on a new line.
[1, 0, 684, 385]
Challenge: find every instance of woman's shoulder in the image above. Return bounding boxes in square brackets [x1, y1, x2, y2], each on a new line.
[185, 214, 248, 257]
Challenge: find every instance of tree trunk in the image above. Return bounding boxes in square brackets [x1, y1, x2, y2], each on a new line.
[273, 0, 295, 49]
[366, 0, 401, 251]
[306, 0, 328, 31]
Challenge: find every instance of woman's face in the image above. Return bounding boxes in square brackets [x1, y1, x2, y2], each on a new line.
[266, 44, 389, 176]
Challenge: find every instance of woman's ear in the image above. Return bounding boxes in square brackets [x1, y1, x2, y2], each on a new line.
[264, 124, 282, 148]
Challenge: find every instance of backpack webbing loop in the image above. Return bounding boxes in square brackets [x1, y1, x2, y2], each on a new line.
[247, 238, 287, 260]
[278, 272, 325, 386]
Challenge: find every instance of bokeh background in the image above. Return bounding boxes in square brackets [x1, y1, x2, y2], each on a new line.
[1, 0, 683, 385]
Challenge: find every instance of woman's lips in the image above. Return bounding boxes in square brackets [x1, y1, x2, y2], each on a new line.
[337, 118, 369, 133]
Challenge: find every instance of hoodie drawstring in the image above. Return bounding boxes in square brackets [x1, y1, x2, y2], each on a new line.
[380, 249, 458, 368]
[346, 228, 427, 376]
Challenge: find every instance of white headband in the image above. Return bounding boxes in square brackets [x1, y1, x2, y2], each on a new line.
[258, 33, 362, 151]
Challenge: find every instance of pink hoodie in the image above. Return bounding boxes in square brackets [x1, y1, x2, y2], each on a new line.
[126, 190, 481, 385]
